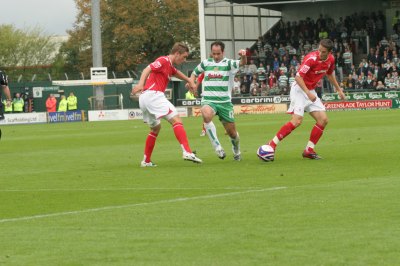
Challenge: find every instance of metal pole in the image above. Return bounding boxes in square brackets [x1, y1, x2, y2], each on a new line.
[91, 0, 104, 110]
[198, 0, 206, 61]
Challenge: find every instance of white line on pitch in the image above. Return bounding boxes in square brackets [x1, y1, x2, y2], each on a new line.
[0, 187, 265, 192]
[0, 186, 286, 224]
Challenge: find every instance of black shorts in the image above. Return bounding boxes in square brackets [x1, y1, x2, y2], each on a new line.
[0, 71, 8, 86]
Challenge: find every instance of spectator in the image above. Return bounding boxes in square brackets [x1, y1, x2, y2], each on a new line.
[376, 80, 385, 91]
[260, 80, 269, 96]
[232, 76, 241, 97]
[250, 79, 260, 96]
[67, 92, 78, 111]
[257, 63, 267, 82]
[343, 47, 353, 74]
[241, 75, 251, 94]
[46, 94, 57, 113]
[185, 90, 196, 99]
[58, 95, 68, 112]
[12, 93, 24, 113]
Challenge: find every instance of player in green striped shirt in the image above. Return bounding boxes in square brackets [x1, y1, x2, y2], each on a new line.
[190, 41, 247, 161]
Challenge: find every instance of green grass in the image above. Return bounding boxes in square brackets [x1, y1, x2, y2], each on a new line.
[0, 109, 399, 265]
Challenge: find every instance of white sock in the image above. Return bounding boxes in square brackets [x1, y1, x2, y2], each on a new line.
[306, 141, 315, 151]
[204, 121, 221, 149]
[230, 132, 240, 154]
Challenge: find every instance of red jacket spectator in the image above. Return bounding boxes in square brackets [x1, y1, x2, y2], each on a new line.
[46, 94, 57, 112]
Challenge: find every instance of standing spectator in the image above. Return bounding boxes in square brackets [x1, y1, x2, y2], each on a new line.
[343, 47, 353, 74]
[12, 93, 24, 113]
[46, 94, 57, 113]
[131, 42, 202, 167]
[247, 59, 258, 77]
[2, 98, 12, 113]
[278, 71, 289, 94]
[67, 92, 78, 111]
[190, 41, 247, 161]
[0, 70, 12, 140]
[335, 51, 345, 82]
[261, 39, 345, 160]
[257, 63, 267, 82]
[58, 95, 68, 112]
[268, 72, 277, 89]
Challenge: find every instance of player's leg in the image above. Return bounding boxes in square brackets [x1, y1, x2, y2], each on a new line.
[219, 102, 240, 161]
[223, 122, 241, 161]
[202, 104, 225, 159]
[302, 94, 327, 159]
[200, 123, 206, 136]
[139, 91, 160, 167]
[167, 114, 202, 163]
[302, 110, 328, 159]
[266, 84, 304, 150]
[141, 123, 161, 167]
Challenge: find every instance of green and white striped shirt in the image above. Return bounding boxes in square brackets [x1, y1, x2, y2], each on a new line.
[194, 58, 240, 103]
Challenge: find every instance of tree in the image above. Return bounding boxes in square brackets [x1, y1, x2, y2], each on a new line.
[62, 0, 199, 74]
[0, 24, 59, 80]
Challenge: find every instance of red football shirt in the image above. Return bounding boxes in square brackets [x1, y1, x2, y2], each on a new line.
[144, 56, 177, 93]
[297, 50, 335, 90]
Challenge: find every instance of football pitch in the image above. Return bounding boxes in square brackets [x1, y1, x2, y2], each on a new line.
[0, 109, 399, 265]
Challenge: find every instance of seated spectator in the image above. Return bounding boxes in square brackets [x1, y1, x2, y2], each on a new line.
[250, 79, 260, 96]
[232, 76, 241, 97]
[241, 75, 251, 94]
[376, 81, 386, 91]
[260, 80, 269, 96]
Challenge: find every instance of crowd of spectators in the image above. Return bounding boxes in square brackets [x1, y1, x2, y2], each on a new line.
[231, 10, 400, 97]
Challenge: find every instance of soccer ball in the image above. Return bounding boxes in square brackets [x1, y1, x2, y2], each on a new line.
[257, 145, 275, 162]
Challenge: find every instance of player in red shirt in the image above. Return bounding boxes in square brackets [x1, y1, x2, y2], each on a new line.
[261, 39, 346, 159]
[131, 42, 202, 167]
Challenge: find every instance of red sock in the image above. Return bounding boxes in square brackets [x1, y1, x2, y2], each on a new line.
[268, 122, 296, 149]
[144, 132, 158, 163]
[309, 124, 325, 148]
[173, 122, 192, 153]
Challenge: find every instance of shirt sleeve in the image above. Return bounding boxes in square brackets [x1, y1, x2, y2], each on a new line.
[297, 56, 314, 78]
[197, 73, 205, 84]
[149, 57, 165, 73]
[327, 56, 335, 75]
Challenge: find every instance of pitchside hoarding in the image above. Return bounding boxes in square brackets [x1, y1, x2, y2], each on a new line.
[48, 111, 85, 123]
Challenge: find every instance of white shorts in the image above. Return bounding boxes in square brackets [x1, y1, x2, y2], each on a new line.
[139, 90, 178, 127]
[287, 82, 325, 116]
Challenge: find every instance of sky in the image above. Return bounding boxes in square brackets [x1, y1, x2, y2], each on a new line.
[0, 0, 78, 36]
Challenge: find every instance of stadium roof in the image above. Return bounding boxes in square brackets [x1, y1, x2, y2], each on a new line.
[210, 0, 344, 11]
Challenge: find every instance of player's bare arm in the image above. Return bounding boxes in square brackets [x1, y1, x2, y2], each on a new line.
[1, 85, 12, 107]
[174, 70, 196, 92]
[131, 66, 151, 95]
[238, 49, 247, 66]
[326, 74, 346, 100]
[295, 75, 316, 102]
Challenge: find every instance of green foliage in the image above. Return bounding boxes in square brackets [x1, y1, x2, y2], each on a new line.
[0, 25, 57, 67]
[62, 0, 199, 74]
[0, 110, 400, 264]
[0, 24, 59, 81]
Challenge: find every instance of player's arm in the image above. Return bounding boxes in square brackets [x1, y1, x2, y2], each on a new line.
[295, 74, 317, 102]
[238, 49, 247, 66]
[326, 73, 346, 100]
[1, 85, 12, 107]
[131, 66, 151, 95]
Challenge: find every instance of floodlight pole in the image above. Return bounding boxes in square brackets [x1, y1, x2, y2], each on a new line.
[91, 0, 104, 110]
